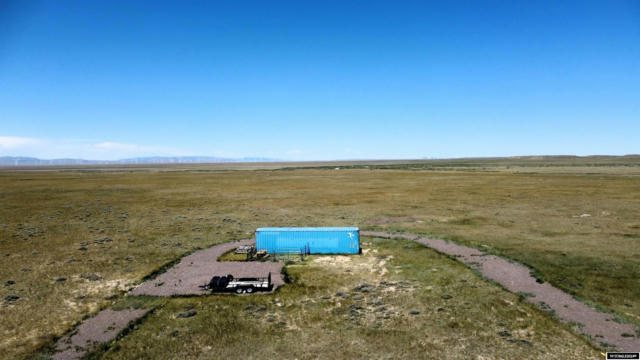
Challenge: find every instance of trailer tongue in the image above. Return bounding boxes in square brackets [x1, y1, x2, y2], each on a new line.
[200, 272, 272, 294]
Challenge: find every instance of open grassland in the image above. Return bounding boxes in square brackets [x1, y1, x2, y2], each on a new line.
[0, 159, 638, 358]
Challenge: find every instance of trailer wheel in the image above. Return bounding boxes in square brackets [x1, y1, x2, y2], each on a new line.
[245, 287, 254, 294]
[235, 287, 245, 294]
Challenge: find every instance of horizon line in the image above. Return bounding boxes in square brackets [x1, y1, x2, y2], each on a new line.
[1, 153, 639, 168]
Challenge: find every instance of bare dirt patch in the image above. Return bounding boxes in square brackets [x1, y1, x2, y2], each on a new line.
[362, 230, 640, 352]
[312, 248, 392, 278]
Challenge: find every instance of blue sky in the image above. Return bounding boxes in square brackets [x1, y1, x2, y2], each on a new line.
[1, 1, 639, 160]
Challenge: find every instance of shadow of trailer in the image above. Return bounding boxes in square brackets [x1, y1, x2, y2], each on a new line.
[200, 272, 272, 294]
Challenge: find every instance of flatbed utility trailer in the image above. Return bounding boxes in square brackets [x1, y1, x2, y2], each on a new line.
[200, 273, 272, 294]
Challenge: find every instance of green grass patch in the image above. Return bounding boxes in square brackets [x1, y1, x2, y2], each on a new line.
[217, 248, 248, 262]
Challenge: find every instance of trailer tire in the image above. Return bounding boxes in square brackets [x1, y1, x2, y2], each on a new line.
[246, 287, 254, 294]
[235, 287, 245, 294]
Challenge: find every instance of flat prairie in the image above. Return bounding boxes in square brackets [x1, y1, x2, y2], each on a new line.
[0, 157, 638, 359]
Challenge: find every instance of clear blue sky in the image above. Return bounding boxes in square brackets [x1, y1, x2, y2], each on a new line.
[1, 1, 639, 160]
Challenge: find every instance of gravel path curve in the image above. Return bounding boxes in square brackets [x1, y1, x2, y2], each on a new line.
[361, 230, 640, 352]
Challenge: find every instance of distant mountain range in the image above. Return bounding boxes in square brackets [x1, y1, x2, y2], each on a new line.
[0, 156, 281, 166]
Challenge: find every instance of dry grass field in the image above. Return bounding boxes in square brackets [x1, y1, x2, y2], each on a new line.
[1, 157, 639, 359]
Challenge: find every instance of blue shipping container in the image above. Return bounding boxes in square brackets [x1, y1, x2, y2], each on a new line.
[255, 227, 360, 254]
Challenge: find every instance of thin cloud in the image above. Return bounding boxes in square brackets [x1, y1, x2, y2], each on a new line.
[0, 136, 41, 149]
[0, 137, 192, 160]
